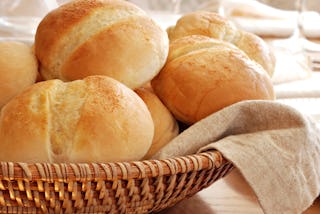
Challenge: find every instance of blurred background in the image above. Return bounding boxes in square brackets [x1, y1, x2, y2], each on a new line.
[1, 0, 319, 41]
[128, 0, 320, 13]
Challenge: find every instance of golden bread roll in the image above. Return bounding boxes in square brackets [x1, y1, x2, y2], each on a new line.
[0, 75, 154, 163]
[0, 41, 38, 108]
[135, 85, 179, 159]
[35, 0, 169, 89]
[167, 11, 275, 77]
[151, 35, 275, 124]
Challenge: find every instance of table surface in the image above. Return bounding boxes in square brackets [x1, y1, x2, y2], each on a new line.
[159, 169, 320, 214]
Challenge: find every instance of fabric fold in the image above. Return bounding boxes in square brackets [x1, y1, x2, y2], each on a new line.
[152, 100, 320, 214]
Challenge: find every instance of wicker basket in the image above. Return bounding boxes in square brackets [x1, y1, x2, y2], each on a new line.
[0, 151, 233, 213]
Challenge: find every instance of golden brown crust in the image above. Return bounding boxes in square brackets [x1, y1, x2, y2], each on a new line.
[35, 0, 139, 67]
[166, 35, 238, 63]
[0, 76, 154, 163]
[168, 11, 275, 76]
[35, 0, 168, 89]
[61, 16, 168, 88]
[0, 80, 54, 162]
[168, 11, 238, 41]
[0, 42, 38, 109]
[35, 0, 100, 67]
[135, 86, 179, 159]
[151, 36, 275, 124]
[233, 31, 276, 77]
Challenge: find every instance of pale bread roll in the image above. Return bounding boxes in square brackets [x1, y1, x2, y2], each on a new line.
[167, 11, 275, 77]
[35, 0, 169, 89]
[135, 85, 179, 159]
[151, 35, 275, 125]
[0, 75, 154, 163]
[0, 42, 38, 108]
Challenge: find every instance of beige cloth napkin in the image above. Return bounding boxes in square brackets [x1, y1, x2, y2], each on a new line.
[152, 100, 320, 214]
[270, 49, 313, 85]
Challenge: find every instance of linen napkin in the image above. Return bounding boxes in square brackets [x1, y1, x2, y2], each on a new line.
[152, 100, 320, 214]
[270, 48, 313, 85]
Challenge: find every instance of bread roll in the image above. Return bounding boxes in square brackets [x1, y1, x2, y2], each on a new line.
[151, 35, 275, 124]
[35, 0, 169, 89]
[167, 11, 275, 77]
[0, 75, 154, 163]
[0, 41, 38, 109]
[135, 85, 179, 159]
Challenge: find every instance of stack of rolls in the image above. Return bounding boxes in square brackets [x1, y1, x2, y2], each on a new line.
[0, 0, 275, 163]
[151, 35, 275, 124]
[166, 11, 276, 77]
[0, 0, 171, 163]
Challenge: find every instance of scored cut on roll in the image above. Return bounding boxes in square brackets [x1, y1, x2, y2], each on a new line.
[151, 35, 275, 125]
[0, 75, 154, 163]
[35, 0, 169, 89]
[0, 41, 38, 109]
[135, 85, 179, 159]
[167, 11, 276, 77]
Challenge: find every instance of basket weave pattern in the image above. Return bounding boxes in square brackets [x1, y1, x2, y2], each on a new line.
[0, 151, 233, 213]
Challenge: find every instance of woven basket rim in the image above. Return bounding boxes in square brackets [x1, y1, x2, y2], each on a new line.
[0, 151, 228, 182]
[0, 151, 234, 213]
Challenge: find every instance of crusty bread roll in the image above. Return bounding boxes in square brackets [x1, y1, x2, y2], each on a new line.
[151, 35, 275, 125]
[35, 0, 169, 89]
[167, 11, 275, 77]
[0, 75, 154, 163]
[0, 41, 38, 109]
[135, 85, 179, 159]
